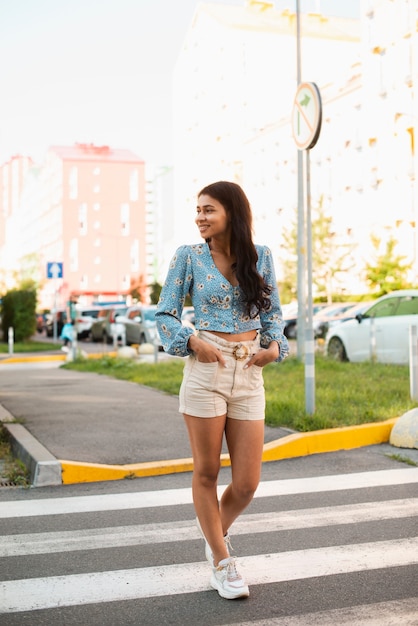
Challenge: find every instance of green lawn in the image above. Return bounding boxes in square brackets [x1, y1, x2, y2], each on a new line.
[0, 340, 61, 353]
[64, 355, 417, 432]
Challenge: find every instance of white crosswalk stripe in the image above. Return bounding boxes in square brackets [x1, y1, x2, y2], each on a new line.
[0, 467, 417, 621]
[1, 498, 417, 557]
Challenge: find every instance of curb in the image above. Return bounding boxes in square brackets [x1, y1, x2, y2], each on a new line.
[0, 351, 117, 364]
[59, 418, 398, 484]
[1, 417, 397, 487]
[0, 353, 400, 486]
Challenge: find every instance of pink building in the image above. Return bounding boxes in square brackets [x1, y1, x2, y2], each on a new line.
[1, 144, 147, 309]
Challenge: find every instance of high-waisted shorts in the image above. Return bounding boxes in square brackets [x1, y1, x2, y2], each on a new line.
[179, 330, 265, 420]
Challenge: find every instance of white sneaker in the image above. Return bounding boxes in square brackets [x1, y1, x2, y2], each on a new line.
[210, 557, 249, 599]
[196, 517, 232, 567]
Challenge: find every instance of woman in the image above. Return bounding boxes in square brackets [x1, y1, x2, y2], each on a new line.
[156, 181, 289, 600]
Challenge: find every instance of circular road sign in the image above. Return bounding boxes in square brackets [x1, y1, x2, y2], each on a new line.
[292, 82, 322, 150]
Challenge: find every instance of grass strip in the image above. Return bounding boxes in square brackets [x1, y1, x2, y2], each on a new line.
[64, 355, 417, 431]
[0, 340, 61, 353]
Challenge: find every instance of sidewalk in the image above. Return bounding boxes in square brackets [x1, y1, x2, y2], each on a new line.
[0, 350, 412, 487]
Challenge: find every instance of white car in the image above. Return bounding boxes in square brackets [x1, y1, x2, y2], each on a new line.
[73, 306, 103, 339]
[325, 290, 418, 364]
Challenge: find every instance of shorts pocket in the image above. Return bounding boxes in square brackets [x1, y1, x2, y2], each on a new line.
[186, 358, 219, 392]
[246, 363, 264, 391]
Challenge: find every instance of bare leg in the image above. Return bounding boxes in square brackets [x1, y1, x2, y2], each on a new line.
[220, 419, 265, 534]
[184, 413, 230, 566]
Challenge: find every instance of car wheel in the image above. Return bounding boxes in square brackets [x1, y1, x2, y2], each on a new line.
[285, 323, 297, 339]
[327, 336, 348, 361]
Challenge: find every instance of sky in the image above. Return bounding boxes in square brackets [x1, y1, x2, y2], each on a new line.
[0, 0, 360, 168]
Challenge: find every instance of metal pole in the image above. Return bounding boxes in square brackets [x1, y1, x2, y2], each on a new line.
[409, 325, 418, 400]
[53, 286, 58, 343]
[8, 327, 14, 355]
[305, 150, 315, 414]
[296, 0, 305, 360]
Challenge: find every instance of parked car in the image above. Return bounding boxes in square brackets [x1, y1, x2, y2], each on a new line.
[119, 305, 162, 348]
[283, 303, 329, 339]
[313, 302, 358, 339]
[45, 310, 67, 337]
[73, 306, 103, 340]
[325, 290, 418, 364]
[314, 301, 373, 340]
[35, 312, 47, 333]
[90, 305, 128, 343]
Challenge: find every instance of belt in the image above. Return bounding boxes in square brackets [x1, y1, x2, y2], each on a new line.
[232, 344, 250, 361]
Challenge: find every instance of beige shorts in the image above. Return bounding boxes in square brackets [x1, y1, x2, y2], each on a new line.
[179, 331, 265, 420]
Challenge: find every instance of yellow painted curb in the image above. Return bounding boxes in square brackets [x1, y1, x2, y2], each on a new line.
[0, 351, 116, 364]
[60, 418, 398, 485]
[0, 354, 66, 364]
[261, 417, 398, 461]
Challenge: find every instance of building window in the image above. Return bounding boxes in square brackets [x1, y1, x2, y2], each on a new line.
[129, 169, 139, 201]
[94, 256, 101, 265]
[80, 274, 88, 289]
[131, 239, 139, 271]
[93, 167, 100, 176]
[94, 274, 101, 284]
[93, 220, 101, 230]
[69, 167, 78, 199]
[121, 203, 130, 236]
[78, 203, 87, 235]
[93, 202, 100, 211]
[93, 184, 100, 193]
[70, 238, 78, 271]
[121, 274, 130, 290]
[94, 237, 101, 247]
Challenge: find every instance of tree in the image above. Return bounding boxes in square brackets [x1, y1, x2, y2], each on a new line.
[129, 274, 147, 303]
[1, 287, 37, 342]
[311, 200, 356, 302]
[149, 282, 162, 304]
[364, 234, 412, 296]
[279, 197, 356, 303]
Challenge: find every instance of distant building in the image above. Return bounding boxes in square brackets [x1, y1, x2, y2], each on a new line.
[0, 143, 148, 310]
[0, 155, 33, 291]
[172, 1, 361, 265]
[171, 0, 418, 294]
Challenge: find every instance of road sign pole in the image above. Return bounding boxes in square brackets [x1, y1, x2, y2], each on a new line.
[305, 150, 315, 414]
[292, 81, 322, 415]
[53, 286, 58, 343]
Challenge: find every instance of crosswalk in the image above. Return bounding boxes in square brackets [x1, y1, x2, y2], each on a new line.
[1, 467, 418, 623]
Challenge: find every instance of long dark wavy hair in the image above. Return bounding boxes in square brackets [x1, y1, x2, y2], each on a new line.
[198, 181, 272, 317]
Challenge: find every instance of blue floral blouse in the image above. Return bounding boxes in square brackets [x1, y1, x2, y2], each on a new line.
[156, 243, 289, 362]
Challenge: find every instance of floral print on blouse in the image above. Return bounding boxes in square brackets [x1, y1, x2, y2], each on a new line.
[156, 243, 289, 362]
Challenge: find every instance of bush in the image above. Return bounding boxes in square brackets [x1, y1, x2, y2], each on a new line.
[1, 288, 37, 342]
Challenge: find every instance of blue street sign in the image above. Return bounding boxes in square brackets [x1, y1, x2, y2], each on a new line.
[46, 262, 64, 279]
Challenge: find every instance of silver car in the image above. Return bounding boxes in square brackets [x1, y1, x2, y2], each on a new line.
[90, 305, 128, 343]
[120, 305, 162, 348]
[325, 290, 418, 364]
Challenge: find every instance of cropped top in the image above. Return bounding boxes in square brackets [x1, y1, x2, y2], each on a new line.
[156, 243, 289, 362]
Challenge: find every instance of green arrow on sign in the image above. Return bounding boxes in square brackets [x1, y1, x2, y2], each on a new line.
[300, 94, 310, 107]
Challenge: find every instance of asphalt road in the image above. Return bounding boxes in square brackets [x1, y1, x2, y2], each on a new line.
[1, 449, 417, 624]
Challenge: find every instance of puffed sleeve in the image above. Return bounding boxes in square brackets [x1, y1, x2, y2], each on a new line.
[156, 246, 195, 357]
[257, 246, 289, 363]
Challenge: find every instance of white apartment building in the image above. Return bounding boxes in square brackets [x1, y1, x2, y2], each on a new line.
[171, 0, 418, 294]
[171, 1, 361, 269]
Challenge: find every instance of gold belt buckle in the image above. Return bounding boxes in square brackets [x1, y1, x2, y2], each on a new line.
[232, 344, 249, 361]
